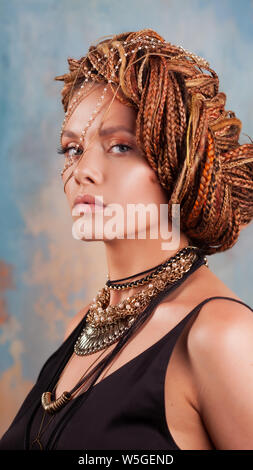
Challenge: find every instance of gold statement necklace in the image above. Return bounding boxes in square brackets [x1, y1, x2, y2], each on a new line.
[40, 245, 207, 418]
[74, 245, 205, 355]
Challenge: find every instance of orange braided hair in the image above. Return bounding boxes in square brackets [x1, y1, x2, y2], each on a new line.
[54, 28, 253, 255]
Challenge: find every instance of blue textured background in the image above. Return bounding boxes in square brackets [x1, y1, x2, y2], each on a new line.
[0, 0, 253, 436]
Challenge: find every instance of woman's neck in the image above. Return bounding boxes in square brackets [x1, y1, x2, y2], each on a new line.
[104, 232, 190, 306]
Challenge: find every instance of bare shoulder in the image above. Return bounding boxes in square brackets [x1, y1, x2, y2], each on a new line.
[188, 265, 252, 340]
[64, 302, 92, 341]
[188, 293, 253, 356]
[185, 269, 253, 449]
[186, 264, 253, 355]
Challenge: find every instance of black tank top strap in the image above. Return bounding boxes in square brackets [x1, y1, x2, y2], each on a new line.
[139, 295, 253, 379]
[164, 295, 253, 347]
[147, 294, 253, 449]
[189, 295, 253, 312]
[180, 295, 253, 324]
[46, 295, 253, 449]
[151, 294, 253, 401]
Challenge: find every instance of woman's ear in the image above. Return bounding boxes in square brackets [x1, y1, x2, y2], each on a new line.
[150, 170, 159, 184]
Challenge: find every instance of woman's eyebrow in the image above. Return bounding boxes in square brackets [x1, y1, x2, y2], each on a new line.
[99, 126, 135, 136]
[61, 125, 135, 140]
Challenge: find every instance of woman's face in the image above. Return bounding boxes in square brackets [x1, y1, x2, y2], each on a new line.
[60, 82, 171, 241]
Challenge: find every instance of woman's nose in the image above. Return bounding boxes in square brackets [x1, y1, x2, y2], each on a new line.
[73, 148, 104, 185]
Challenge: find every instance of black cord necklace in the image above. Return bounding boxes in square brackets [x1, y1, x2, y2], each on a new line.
[106, 246, 207, 290]
[25, 247, 207, 450]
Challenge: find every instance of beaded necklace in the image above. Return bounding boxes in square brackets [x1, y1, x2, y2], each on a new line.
[30, 245, 207, 449]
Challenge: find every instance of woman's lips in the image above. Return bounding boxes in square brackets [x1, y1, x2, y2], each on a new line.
[72, 203, 105, 216]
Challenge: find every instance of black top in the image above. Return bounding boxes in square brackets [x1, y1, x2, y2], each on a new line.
[1, 254, 252, 450]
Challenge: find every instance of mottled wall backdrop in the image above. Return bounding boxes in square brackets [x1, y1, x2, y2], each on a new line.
[1, 0, 253, 436]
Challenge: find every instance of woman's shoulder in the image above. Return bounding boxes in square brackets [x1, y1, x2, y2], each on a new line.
[184, 269, 253, 449]
[159, 264, 253, 362]
[188, 292, 253, 353]
[181, 266, 253, 387]
[184, 265, 252, 339]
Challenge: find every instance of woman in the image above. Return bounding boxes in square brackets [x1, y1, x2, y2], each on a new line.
[1, 28, 253, 451]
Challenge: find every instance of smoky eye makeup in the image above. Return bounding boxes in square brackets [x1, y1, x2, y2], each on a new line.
[110, 143, 132, 153]
[57, 140, 133, 158]
[57, 144, 83, 159]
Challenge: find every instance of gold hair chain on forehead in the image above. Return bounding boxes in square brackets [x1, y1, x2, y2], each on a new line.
[60, 34, 210, 180]
[60, 83, 109, 176]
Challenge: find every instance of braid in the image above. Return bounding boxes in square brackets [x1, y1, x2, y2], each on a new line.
[142, 57, 160, 172]
[152, 57, 168, 157]
[54, 28, 253, 256]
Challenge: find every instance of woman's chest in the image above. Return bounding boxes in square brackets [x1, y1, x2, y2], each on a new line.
[54, 296, 216, 450]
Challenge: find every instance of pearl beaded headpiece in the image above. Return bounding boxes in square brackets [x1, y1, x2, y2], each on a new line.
[60, 34, 210, 178]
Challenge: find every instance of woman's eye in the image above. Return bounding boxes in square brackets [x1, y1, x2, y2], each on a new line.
[57, 143, 132, 159]
[57, 145, 83, 159]
[110, 144, 132, 154]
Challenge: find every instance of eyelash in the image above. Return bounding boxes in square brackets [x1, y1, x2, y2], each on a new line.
[57, 143, 132, 158]
[57, 145, 82, 159]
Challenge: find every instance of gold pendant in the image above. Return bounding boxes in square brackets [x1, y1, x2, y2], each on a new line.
[41, 391, 72, 414]
[74, 315, 136, 356]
